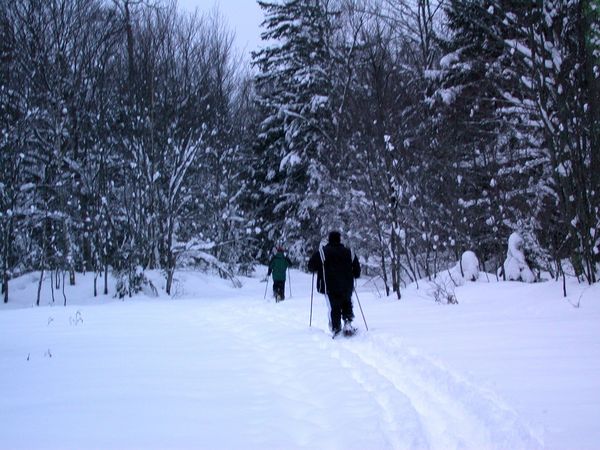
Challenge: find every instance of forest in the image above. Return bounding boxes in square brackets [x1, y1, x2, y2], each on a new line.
[1, 0, 598, 303]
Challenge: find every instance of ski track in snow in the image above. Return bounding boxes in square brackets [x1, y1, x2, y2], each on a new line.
[204, 299, 542, 450]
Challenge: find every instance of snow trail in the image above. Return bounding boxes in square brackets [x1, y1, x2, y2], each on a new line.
[224, 296, 542, 450]
[339, 336, 542, 449]
[208, 301, 428, 449]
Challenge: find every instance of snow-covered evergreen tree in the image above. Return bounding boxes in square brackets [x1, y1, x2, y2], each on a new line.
[252, 0, 341, 260]
[501, 0, 600, 283]
[431, 0, 525, 271]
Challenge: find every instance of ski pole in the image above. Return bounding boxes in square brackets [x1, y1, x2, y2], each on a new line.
[288, 268, 292, 298]
[353, 287, 368, 331]
[309, 272, 314, 327]
[263, 273, 270, 299]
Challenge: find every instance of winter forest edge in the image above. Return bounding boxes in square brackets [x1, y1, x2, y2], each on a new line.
[1, 0, 599, 304]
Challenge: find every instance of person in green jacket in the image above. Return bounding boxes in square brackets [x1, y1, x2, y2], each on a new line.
[267, 246, 292, 302]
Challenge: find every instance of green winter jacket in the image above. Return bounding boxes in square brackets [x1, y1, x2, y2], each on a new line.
[268, 252, 291, 281]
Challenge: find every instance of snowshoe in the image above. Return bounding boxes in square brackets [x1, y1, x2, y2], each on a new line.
[332, 328, 357, 339]
[343, 327, 358, 337]
[343, 321, 358, 337]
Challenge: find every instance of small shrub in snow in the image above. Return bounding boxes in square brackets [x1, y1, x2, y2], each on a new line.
[115, 266, 158, 299]
[498, 232, 536, 283]
[69, 311, 83, 326]
[428, 277, 458, 304]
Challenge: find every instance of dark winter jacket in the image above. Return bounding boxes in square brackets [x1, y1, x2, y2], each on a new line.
[308, 243, 360, 296]
[268, 252, 291, 281]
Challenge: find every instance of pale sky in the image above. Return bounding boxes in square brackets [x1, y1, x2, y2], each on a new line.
[177, 0, 264, 60]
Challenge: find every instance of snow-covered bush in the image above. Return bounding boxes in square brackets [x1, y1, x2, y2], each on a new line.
[459, 250, 480, 281]
[428, 250, 479, 303]
[498, 232, 536, 283]
[445, 250, 480, 286]
[114, 266, 158, 299]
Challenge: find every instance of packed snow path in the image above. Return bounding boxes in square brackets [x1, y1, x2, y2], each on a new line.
[0, 271, 545, 450]
[213, 300, 540, 450]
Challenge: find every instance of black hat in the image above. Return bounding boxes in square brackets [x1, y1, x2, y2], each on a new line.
[328, 231, 341, 244]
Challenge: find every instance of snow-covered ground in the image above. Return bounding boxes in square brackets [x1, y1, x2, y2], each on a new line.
[1, 268, 599, 449]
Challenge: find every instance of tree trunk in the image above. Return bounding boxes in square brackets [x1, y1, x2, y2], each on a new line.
[390, 228, 401, 299]
[62, 271, 67, 306]
[2, 236, 8, 304]
[36, 268, 44, 307]
[104, 264, 108, 295]
[166, 268, 174, 295]
[2, 217, 13, 303]
[124, 0, 135, 93]
[2, 268, 7, 304]
[50, 270, 55, 304]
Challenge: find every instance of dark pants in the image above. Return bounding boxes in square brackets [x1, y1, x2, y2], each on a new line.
[273, 280, 285, 300]
[327, 292, 354, 332]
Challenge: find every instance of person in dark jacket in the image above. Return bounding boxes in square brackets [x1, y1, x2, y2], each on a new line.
[308, 231, 361, 336]
[268, 246, 292, 302]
